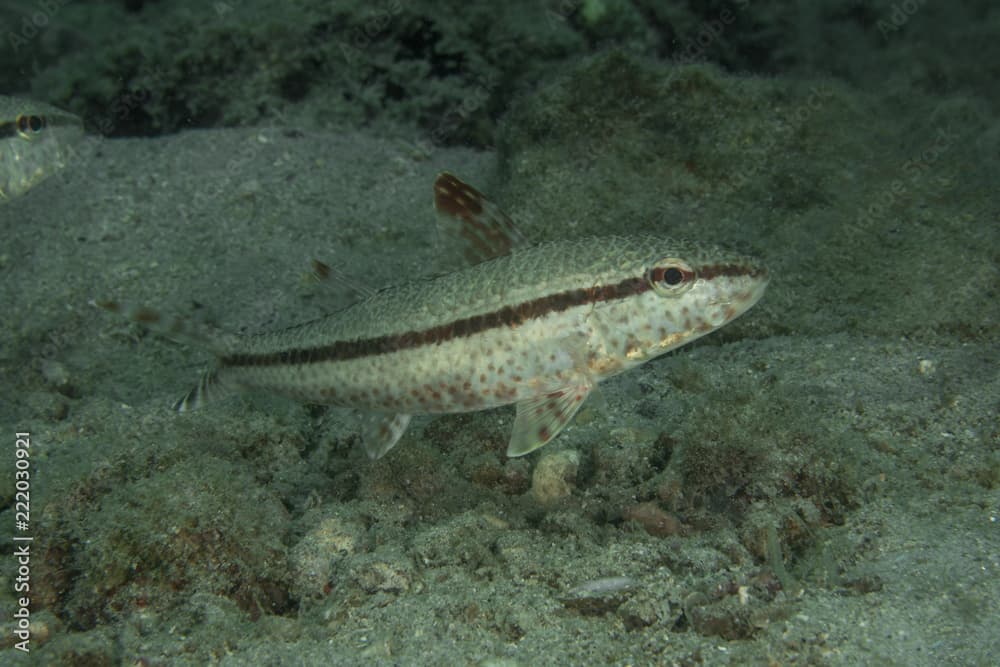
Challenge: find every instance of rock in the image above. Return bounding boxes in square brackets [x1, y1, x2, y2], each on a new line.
[623, 501, 683, 537]
[530, 450, 580, 505]
[289, 513, 365, 599]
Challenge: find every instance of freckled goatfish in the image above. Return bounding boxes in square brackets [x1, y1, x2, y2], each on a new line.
[0, 95, 83, 202]
[100, 173, 768, 458]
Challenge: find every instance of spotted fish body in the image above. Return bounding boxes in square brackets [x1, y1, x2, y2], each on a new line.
[0, 96, 83, 202]
[103, 174, 768, 458]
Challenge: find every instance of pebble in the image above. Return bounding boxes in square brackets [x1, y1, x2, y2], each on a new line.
[530, 450, 580, 504]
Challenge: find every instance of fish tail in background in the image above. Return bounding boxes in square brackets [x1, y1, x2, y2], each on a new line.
[0, 96, 84, 202]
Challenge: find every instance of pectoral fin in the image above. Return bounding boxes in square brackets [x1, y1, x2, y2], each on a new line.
[508, 381, 594, 457]
[362, 413, 412, 460]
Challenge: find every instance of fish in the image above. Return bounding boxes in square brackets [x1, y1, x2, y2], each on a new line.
[100, 173, 769, 459]
[0, 95, 84, 202]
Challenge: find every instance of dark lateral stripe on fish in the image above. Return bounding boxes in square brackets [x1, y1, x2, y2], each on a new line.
[219, 260, 761, 370]
[221, 275, 652, 368]
[700, 263, 768, 280]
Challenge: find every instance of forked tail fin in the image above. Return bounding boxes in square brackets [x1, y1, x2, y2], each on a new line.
[172, 369, 221, 412]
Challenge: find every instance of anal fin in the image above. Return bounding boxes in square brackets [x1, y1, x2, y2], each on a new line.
[508, 381, 594, 457]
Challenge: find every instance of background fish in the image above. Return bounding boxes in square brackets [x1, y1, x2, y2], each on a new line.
[0, 95, 84, 202]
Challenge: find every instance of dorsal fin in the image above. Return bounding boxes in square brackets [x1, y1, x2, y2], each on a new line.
[433, 172, 529, 264]
[307, 258, 376, 299]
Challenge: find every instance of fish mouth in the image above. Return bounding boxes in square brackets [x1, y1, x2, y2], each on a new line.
[702, 272, 768, 327]
[736, 277, 770, 314]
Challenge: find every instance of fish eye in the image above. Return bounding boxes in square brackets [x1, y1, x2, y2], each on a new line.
[646, 258, 695, 296]
[661, 267, 683, 285]
[16, 114, 46, 136]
